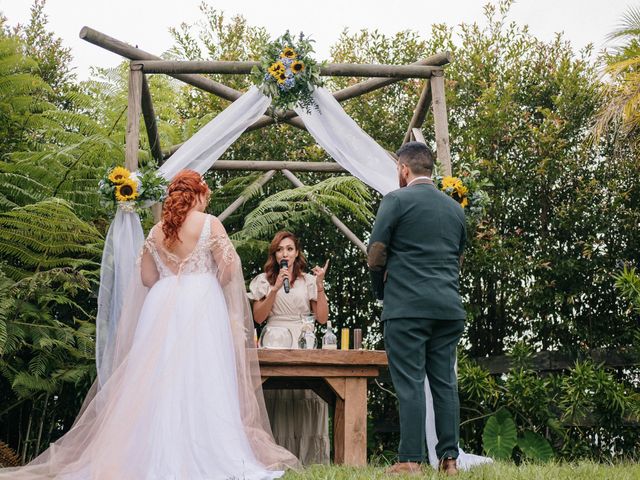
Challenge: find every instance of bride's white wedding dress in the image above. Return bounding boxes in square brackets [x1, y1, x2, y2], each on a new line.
[0, 214, 298, 479]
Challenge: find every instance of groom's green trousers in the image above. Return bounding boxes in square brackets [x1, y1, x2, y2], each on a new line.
[383, 318, 465, 463]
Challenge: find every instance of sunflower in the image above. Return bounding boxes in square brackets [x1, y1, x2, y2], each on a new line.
[280, 46, 296, 59]
[460, 197, 469, 208]
[291, 60, 305, 74]
[276, 72, 288, 84]
[115, 178, 139, 202]
[441, 176, 463, 191]
[455, 184, 469, 197]
[108, 166, 131, 184]
[268, 61, 285, 77]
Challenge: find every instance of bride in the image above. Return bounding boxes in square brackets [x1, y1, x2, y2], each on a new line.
[0, 169, 298, 479]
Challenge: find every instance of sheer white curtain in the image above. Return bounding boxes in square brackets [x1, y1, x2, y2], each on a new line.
[296, 87, 398, 195]
[95, 208, 145, 386]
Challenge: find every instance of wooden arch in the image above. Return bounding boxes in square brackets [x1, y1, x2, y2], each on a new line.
[80, 27, 453, 253]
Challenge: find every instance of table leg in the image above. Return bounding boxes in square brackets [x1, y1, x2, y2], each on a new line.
[333, 377, 367, 466]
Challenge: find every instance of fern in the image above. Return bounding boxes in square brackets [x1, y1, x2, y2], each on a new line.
[0, 198, 102, 279]
[234, 175, 374, 240]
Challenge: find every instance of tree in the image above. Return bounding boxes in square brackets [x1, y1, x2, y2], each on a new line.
[595, 6, 640, 140]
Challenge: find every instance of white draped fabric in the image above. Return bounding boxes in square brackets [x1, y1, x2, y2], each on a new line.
[158, 87, 271, 179]
[91, 84, 490, 470]
[295, 88, 398, 195]
[95, 208, 145, 387]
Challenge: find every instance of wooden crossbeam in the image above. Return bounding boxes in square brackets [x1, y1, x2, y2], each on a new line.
[141, 75, 163, 164]
[80, 27, 240, 102]
[403, 80, 432, 145]
[125, 65, 143, 171]
[79, 26, 303, 131]
[210, 160, 347, 173]
[134, 60, 443, 78]
[80, 26, 451, 160]
[246, 51, 452, 132]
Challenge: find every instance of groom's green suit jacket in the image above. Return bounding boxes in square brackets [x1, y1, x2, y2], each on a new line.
[367, 179, 467, 321]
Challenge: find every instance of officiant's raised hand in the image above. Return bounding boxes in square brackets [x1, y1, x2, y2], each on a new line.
[312, 259, 330, 287]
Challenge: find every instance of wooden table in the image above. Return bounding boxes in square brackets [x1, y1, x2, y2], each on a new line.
[258, 349, 388, 466]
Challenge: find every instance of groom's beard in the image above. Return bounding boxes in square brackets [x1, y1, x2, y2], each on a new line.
[398, 173, 407, 188]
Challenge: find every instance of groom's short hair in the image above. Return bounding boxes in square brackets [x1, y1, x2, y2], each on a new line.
[396, 142, 434, 175]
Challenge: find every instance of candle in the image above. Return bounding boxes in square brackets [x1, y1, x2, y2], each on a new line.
[340, 328, 350, 350]
[353, 328, 362, 349]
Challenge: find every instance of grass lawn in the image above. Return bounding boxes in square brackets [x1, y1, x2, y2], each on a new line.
[282, 461, 640, 479]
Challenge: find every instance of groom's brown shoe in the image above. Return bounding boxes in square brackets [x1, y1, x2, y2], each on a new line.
[385, 461, 422, 475]
[439, 457, 459, 476]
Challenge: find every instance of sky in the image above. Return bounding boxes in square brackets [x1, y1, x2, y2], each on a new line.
[0, 0, 633, 80]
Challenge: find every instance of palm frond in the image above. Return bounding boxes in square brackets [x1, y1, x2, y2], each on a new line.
[606, 6, 640, 42]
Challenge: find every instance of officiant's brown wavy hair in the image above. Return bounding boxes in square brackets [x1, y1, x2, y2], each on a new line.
[264, 231, 308, 287]
[162, 170, 209, 249]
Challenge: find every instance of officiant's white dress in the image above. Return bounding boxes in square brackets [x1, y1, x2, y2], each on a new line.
[249, 273, 331, 466]
[0, 215, 298, 479]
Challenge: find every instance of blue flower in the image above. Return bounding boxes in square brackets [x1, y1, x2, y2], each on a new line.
[282, 57, 293, 67]
[284, 77, 295, 89]
[264, 73, 271, 81]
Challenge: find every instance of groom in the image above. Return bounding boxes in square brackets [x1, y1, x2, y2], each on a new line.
[368, 142, 466, 476]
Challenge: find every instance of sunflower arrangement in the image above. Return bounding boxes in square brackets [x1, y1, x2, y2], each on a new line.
[99, 164, 168, 211]
[251, 31, 323, 113]
[435, 163, 491, 223]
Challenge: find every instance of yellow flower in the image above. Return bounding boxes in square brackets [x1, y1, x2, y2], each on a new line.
[441, 176, 461, 190]
[276, 72, 287, 84]
[291, 60, 305, 74]
[280, 47, 296, 59]
[460, 197, 469, 208]
[268, 61, 285, 77]
[115, 178, 138, 202]
[108, 166, 131, 185]
[455, 184, 469, 197]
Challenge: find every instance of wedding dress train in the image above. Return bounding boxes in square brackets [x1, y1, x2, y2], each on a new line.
[0, 215, 298, 479]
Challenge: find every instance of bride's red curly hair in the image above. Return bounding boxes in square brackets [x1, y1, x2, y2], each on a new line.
[162, 170, 209, 249]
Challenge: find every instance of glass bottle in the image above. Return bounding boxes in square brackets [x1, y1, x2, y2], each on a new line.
[322, 321, 338, 350]
[298, 314, 317, 349]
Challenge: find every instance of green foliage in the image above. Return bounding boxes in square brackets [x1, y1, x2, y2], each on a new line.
[458, 343, 639, 462]
[10, 0, 76, 108]
[517, 431, 554, 462]
[0, 33, 52, 154]
[0, 199, 101, 279]
[482, 409, 518, 459]
[482, 408, 554, 462]
[615, 266, 640, 314]
[595, 6, 640, 140]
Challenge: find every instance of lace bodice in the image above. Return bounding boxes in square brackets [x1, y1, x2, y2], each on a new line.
[143, 215, 236, 279]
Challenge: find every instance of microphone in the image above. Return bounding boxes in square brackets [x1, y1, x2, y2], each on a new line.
[280, 259, 290, 294]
